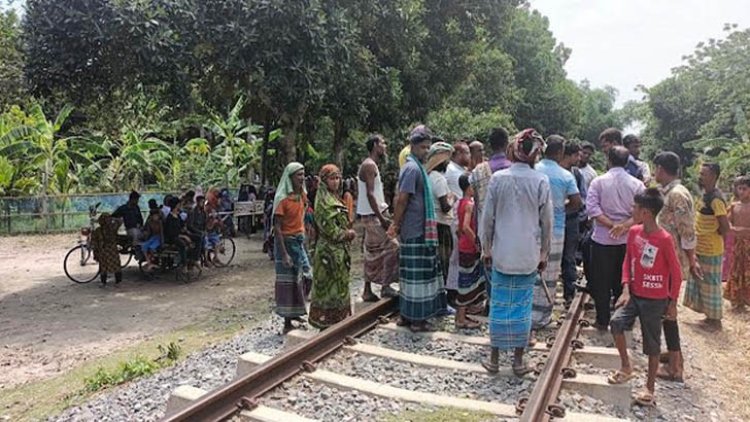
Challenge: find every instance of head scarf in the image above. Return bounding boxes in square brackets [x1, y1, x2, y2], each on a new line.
[511, 128, 546, 164]
[319, 164, 341, 186]
[273, 162, 305, 213]
[426, 141, 454, 173]
[97, 212, 118, 240]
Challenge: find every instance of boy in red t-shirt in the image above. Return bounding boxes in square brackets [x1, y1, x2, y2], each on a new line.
[607, 188, 682, 407]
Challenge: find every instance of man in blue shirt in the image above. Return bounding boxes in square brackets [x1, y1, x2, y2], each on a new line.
[599, 128, 643, 181]
[534, 136, 582, 329]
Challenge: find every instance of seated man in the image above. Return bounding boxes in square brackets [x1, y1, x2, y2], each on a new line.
[186, 195, 208, 263]
[163, 197, 199, 271]
[112, 190, 144, 244]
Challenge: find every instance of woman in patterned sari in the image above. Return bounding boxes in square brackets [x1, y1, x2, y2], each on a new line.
[309, 165, 357, 329]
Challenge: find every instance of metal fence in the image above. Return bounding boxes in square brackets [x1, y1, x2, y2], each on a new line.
[0, 190, 245, 235]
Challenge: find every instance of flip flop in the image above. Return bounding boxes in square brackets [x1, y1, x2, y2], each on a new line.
[607, 370, 636, 385]
[482, 361, 499, 374]
[634, 390, 656, 407]
[512, 364, 534, 377]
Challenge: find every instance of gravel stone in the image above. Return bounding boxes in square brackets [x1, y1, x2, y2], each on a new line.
[319, 350, 534, 403]
[48, 316, 287, 422]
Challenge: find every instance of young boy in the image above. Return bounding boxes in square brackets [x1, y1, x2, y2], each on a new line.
[725, 175, 750, 309]
[608, 187, 682, 407]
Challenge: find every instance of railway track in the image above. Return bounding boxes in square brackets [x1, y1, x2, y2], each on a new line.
[162, 292, 633, 422]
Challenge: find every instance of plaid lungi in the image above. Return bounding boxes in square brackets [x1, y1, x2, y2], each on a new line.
[456, 251, 486, 306]
[362, 216, 399, 286]
[532, 234, 564, 329]
[399, 235, 447, 321]
[274, 234, 311, 318]
[683, 254, 723, 320]
[489, 270, 535, 350]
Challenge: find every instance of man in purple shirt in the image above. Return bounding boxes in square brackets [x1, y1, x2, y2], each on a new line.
[586, 146, 645, 328]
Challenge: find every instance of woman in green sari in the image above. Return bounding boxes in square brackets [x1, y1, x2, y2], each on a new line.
[309, 164, 357, 329]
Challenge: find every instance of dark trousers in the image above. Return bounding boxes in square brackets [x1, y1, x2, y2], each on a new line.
[589, 241, 627, 327]
[561, 216, 579, 301]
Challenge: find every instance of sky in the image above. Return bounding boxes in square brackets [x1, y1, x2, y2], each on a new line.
[531, 0, 750, 106]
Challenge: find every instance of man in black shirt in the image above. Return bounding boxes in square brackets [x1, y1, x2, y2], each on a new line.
[112, 190, 144, 243]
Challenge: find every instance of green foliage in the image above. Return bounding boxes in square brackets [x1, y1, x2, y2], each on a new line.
[83, 342, 181, 393]
[427, 107, 515, 142]
[0, 9, 25, 110]
[83, 355, 158, 393]
[577, 81, 624, 144]
[12, 0, 622, 187]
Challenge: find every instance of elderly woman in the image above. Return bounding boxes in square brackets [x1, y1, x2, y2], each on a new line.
[91, 213, 122, 287]
[274, 162, 313, 333]
[309, 165, 357, 329]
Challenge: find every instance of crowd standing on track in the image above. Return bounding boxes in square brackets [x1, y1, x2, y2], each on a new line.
[259, 123, 750, 410]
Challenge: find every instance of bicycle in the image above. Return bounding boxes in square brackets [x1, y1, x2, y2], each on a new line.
[63, 203, 133, 284]
[204, 227, 236, 268]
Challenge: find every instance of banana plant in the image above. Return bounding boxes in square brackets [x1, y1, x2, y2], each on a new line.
[0, 104, 106, 196]
[206, 97, 261, 186]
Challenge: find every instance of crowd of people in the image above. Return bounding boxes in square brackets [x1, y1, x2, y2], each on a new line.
[269, 124, 750, 408]
[91, 187, 237, 286]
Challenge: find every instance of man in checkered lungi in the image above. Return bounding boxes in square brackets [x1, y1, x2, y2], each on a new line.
[684, 163, 730, 330]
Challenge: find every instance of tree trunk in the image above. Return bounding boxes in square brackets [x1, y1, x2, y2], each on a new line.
[280, 119, 299, 167]
[332, 120, 347, 169]
[261, 118, 271, 186]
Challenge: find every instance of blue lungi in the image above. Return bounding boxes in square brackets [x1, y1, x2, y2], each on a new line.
[489, 270, 535, 350]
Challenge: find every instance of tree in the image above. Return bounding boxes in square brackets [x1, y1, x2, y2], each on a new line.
[577, 81, 624, 144]
[0, 9, 25, 110]
[502, 6, 582, 136]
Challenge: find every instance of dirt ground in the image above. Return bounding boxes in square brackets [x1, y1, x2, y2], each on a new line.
[0, 233, 277, 391]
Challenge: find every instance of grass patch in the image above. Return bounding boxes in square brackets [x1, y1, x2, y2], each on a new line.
[0, 301, 270, 422]
[83, 342, 181, 393]
[381, 408, 495, 422]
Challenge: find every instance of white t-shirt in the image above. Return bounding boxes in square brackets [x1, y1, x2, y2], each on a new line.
[429, 171, 454, 225]
[446, 161, 466, 199]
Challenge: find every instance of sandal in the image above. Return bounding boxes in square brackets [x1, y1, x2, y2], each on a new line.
[482, 361, 499, 374]
[512, 364, 534, 377]
[607, 370, 636, 385]
[634, 389, 656, 407]
[397, 317, 410, 327]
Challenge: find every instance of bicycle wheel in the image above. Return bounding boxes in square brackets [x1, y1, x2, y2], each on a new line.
[64, 245, 100, 284]
[118, 243, 133, 269]
[208, 237, 236, 267]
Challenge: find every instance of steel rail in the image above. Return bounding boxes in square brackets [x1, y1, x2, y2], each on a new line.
[163, 296, 399, 422]
[520, 292, 588, 422]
